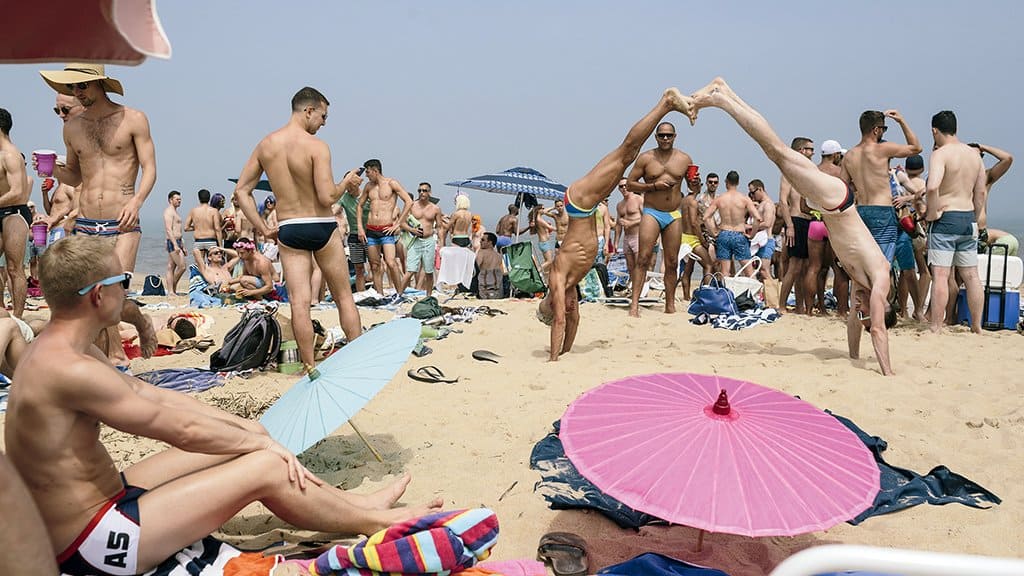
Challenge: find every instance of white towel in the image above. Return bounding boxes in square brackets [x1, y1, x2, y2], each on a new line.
[435, 246, 476, 288]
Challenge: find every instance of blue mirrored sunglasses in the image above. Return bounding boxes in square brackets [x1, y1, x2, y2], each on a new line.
[77, 272, 132, 295]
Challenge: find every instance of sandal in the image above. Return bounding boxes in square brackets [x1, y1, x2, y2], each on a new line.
[472, 350, 501, 363]
[537, 532, 589, 576]
[406, 366, 459, 384]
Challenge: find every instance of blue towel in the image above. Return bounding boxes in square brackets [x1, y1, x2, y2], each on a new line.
[829, 411, 1001, 524]
[136, 368, 226, 394]
[598, 553, 729, 576]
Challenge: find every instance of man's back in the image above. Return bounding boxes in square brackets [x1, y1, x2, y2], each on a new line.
[188, 205, 220, 237]
[256, 126, 331, 220]
[931, 142, 985, 215]
[496, 214, 516, 236]
[714, 190, 753, 230]
[843, 144, 892, 206]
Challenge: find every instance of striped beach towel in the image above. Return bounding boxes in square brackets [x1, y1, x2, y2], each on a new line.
[307, 508, 499, 576]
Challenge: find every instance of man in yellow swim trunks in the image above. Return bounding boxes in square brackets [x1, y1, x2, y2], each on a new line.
[679, 173, 712, 299]
[537, 88, 694, 361]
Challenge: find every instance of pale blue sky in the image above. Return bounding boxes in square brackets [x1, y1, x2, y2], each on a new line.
[2, 1, 1021, 234]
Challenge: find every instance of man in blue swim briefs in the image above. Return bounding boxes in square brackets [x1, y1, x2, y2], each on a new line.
[924, 110, 987, 334]
[357, 159, 414, 295]
[234, 86, 364, 369]
[37, 63, 159, 363]
[162, 190, 187, 296]
[538, 88, 695, 361]
[5, 236, 444, 576]
[841, 109, 922, 264]
[690, 78, 895, 375]
[626, 118, 694, 317]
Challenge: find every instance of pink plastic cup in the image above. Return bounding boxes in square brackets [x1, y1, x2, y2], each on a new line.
[31, 223, 48, 247]
[33, 150, 57, 177]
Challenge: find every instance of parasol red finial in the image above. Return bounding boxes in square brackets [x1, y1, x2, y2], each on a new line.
[712, 390, 731, 415]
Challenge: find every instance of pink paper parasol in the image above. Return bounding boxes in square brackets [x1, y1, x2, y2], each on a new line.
[560, 372, 879, 538]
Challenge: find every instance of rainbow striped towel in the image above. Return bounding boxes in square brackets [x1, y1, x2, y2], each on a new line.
[308, 508, 499, 575]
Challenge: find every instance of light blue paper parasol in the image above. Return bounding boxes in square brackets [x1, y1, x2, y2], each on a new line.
[260, 318, 420, 458]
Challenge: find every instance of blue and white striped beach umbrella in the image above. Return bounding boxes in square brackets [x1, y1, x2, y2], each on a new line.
[445, 166, 567, 201]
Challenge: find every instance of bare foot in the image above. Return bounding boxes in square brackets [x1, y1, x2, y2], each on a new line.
[664, 87, 696, 125]
[362, 472, 413, 510]
[628, 307, 640, 318]
[689, 77, 732, 122]
[664, 303, 677, 314]
[376, 497, 445, 528]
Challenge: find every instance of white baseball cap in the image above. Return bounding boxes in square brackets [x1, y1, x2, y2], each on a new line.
[821, 140, 846, 156]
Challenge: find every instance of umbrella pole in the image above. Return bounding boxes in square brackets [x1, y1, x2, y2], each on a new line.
[349, 419, 384, 463]
[696, 529, 705, 552]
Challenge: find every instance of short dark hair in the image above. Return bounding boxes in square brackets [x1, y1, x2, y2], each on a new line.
[884, 306, 898, 329]
[363, 159, 382, 172]
[657, 121, 676, 133]
[725, 171, 740, 186]
[859, 110, 885, 135]
[483, 232, 497, 246]
[508, 204, 517, 213]
[168, 190, 180, 201]
[198, 188, 211, 203]
[0, 108, 11, 136]
[706, 172, 719, 181]
[791, 137, 813, 151]
[748, 179, 765, 191]
[932, 110, 957, 136]
[291, 86, 329, 112]
[418, 182, 431, 190]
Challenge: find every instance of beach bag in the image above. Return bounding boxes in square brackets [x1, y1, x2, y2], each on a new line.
[209, 308, 281, 372]
[411, 296, 442, 319]
[506, 241, 546, 295]
[688, 274, 738, 316]
[142, 274, 165, 296]
[723, 259, 764, 303]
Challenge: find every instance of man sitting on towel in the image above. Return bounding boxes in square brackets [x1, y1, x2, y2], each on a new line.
[4, 235, 444, 576]
[537, 88, 695, 361]
[688, 78, 894, 375]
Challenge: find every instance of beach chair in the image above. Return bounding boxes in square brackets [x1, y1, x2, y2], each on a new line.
[768, 544, 1024, 576]
[505, 241, 545, 296]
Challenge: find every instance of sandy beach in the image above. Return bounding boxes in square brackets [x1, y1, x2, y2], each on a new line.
[2, 291, 1022, 575]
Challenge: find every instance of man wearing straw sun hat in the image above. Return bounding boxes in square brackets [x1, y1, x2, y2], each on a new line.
[37, 63, 159, 364]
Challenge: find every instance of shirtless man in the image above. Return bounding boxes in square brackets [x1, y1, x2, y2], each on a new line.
[841, 110, 922, 264]
[967, 142, 1013, 247]
[626, 121, 691, 316]
[402, 182, 443, 291]
[680, 175, 714, 298]
[234, 87, 363, 369]
[546, 199, 569, 247]
[538, 89, 693, 360]
[162, 191, 186, 295]
[222, 237, 275, 300]
[192, 246, 237, 294]
[445, 194, 474, 248]
[703, 170, 761, 276]
[357, 159, 412, 295]
[777, 137, 816, 314]
[690, 78, 894, 375]
[4, 236, 442, 576]
[0, 452, 58, 576]
[336, 172, 369, 292]
[38, 63, 157, 361]
[183, 188, 222, 254]
[594, 200, 614, 263]
[41, 94, 83, 241]
[747, 179, 777, 279]
[894, 155, 931, 313]
[494, 204, 519, 249]
[809, 141, 850, 314]
[222, 194, 253, 247]
[924, 110, 986, 334]
[0, 108, 31, 318]
[615, 178, 643, 273]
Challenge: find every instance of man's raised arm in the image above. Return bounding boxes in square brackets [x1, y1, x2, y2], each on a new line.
[977, 143, 1014, 185]
[879, 109, 922, 159]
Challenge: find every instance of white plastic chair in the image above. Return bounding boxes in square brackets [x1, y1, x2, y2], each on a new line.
[769, 544, 1024, 576]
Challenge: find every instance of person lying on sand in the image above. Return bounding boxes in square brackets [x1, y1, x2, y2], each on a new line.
[4, 235, 443, 576]
[537, 88, 694, 361]
[688, 77, 894, 375]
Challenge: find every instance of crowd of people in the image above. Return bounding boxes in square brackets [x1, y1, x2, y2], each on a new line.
[0, 63, 1018, 575]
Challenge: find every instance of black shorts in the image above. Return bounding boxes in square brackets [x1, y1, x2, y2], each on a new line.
[789, 217, 810, 259]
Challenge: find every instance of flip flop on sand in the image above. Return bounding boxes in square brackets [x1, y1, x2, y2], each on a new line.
[537, 532, 589, 576]
[472, 350, 501, 363]
[406, 366, 459, 384]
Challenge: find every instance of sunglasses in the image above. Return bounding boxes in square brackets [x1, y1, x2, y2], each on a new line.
[53, 106, 72, 116]
[876, 125, 889, 133]
[417, 189, 430, 193]
[77, 272, 132, 295]
[656, 133, 676, 139]
[65, 82, 91, 91]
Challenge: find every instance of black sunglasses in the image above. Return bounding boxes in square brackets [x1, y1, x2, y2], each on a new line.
[53, 106, 72, 115]
[417, 189, 430, 193]
[876, 125, 889, 133]
[656, 133, 676, 139]
[65, 82, 91, 91]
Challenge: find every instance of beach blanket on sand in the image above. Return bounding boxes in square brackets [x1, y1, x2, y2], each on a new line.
[530, 421, 663, 529]
[690, 308, 780, 330]
[829, 411, 1002, 524]
[135, 368, 226, 394]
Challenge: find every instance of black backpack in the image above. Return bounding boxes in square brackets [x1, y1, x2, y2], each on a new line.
[209, 309, 281, 372]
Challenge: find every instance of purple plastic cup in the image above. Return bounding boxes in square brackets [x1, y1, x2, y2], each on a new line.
[34, 149, 57, 177]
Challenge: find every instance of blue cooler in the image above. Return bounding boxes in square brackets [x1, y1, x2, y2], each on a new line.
[956, 288, 1019, 330]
